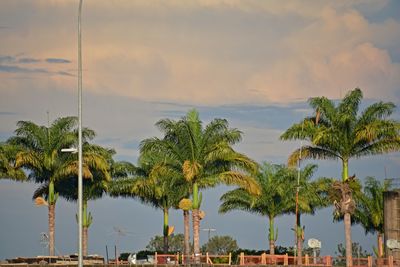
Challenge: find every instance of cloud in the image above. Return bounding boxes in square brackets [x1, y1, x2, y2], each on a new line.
[30, 0, 387, 18]
[57, 71, 74, 76]
[121, 140, 140, 150]
[1, 55, 41, 64]
[245, 6, 400, 103]
[0, 54, 73, 78]
[0, 111, 17, 116]
[0, 1, 399, 106]
[0, 65, 48, 74]
[0, 64, 74, 78]
[45, 58, 71, 64]
[0, 56, 15, 64]
[18, 57, 41, 64]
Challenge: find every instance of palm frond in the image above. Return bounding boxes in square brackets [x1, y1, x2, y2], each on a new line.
[287, 146, 340, 167]
[308, 96, 336, 123]
[354, 138, 400, 158]
[358, 101, 396, 124]
[219, 171, 260, 195]
[33, 183, 49, 199]
[337, 88, 362, 120]
[15, 151, 42, 171]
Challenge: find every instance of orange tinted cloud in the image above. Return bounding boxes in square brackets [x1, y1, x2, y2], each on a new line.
[1, 0, 399, 104]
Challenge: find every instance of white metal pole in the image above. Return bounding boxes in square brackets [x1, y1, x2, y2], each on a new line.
[78, 0, 83, 266]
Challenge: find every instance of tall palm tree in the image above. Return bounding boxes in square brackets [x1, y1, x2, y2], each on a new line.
[8, 116, 93, 256]
[353, 177, 388, 258]
[33, 144, 112, 255]
[140, 109, 260, 262]
[285, 164, 332, 262]
[0, 142, 25, 181]
[178, 198, 192, 262]
[108, 153, 186, 253]
[219, 163, 290, 255]
[280, 88, 400, 266]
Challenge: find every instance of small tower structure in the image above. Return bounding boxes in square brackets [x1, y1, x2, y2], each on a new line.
[384, 178, 400, 258]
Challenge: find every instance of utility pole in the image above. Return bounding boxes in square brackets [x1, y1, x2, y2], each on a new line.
[77, 1, 83, 267]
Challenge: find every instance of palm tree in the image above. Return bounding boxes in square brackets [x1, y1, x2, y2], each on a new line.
[33, 144, 112, 255]
[108, 153, 186, 253]
[8, 116, 93, 256]
[285, 164, 332, 262]
[219, 163, 290, 255]
[140, 109, 260, 262]
[0, 142, 25, 181]
[353, 177, 388, 258]
[178, 198, 192, 262]
[280, 88, 400, 266]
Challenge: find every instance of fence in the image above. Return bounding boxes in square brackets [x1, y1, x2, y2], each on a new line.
[238, 253, 397, 267]
[154, 252, 231, 265]
[153, 252, 397, 266]
[7, 253, 396, 266]
[238, 253, 332, 266]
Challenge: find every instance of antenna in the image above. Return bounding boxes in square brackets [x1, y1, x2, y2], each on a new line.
[384, 165, 387, 179]
[201, 228, 216, 242]
[108, 226, 146, 241]
[40, 232, 49, 249]
[46, 111, 50, 147]
[113, 226, 130, 237]
[109, 226, 137, 263]
[39, 232, 64, 260]
[46, 111, 50, 128]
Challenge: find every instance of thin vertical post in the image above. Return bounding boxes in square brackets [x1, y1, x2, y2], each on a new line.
[261, 253, 266, 265]
[367, 256, 372, 267]
[388, 255, 393, 267]
[114, 245, 117, 264]
[284, 254, 288, 266]
[77, 1, 83, 267]
[296, 122, 304, 265]
[105, 246, 109, 264]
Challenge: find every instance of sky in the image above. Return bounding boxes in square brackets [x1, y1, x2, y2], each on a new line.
[1, 0, 400, 261]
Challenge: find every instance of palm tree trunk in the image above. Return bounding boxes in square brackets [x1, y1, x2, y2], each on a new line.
[183, 210, 190, 264]
[268, 216, 275, 255]
[192, 208, 200, 263]
[192, 182, 201, 263]
[377, 232, 383, 258]
[163, 207, 169, 253]
[342, 160, 353, 267]
[82, 201, 88, 256]
[48, 181, 56, 256]
[83, 226, 88, 256]
[297, 213, 302, 265]
[344, 212, 352, 267]
[48, 203, 55, 256]
[297, 231, 303, 265]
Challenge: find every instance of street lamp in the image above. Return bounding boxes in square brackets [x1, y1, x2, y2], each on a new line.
[77, 1, 83, 267]
[60, 143, 81, 265]
[61, 148, 78, 153]
[62, 2, 83, 265]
